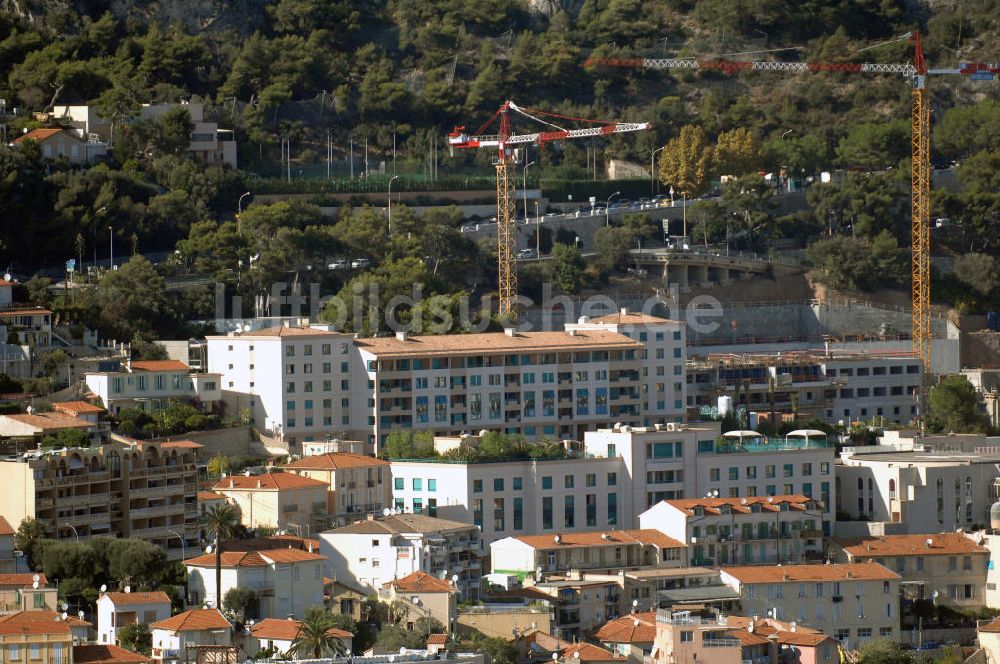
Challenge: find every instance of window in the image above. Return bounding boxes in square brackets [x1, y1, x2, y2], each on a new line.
[542, 497, 553, 529]
[412, 478, 423, 491]
[916, 556, 924, 572]
[608, 493, 617, 525]
[473, 499, 483, 527]
[564, 495, 575, 527]
[858, 628, 872, 640]
[963, 555, 973, 571]
[494, 478, 504, 491]
[765, 465, 775, 478]
[513, 497, 523, 530]
[835, 629, 850, 643]
[783, 463, 794, 477]
[709, 468, 720, 482]
[746, 466, 757, 479]
[494, 498, 505, 531]
[608, 472, 617, 486]
[586, 473, 596, 487]
[565, 475, 575, 489]
[680, 632, 693, 643]
[949, 556, 957, 572]
[513, 477, 523, 491]
[728, 467, 738, 481]
[542, 476, 552, 490]
[473, 480, 483, 493]
[802, 463, 812, 476]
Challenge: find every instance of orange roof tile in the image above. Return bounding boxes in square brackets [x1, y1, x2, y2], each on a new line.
[0, 307, 51, 316]
[0, 574, 48, 588]
[665, 495, 813, 516]
[0, 611, 75, 635]
[74, 644, 151, 664]
[160, 440, 203, 450]
[259, 549, 325, 564]
[285, 452, 389, 470]
[355, 330, 641, 359]
[514, 529, 685, 550]
[102, 591, 171, 606]
[836, 533, 988, 558]
[249, 618, 350, 641]
[386, 571, 454, 593]
[561, 643, 624, 662]
[14, 128, 73, 144]
[268, 534, 322, 550]
[593, 612, 657, 644]
[426, 634, 448, 646]
[214, 473, 327, 491]
[1, 412, 92, 431]
[980, 617, 1000, 633]
[775, 632, 834, 647]
[150, 609, 230, 632]
[129, 360, 190, 372]
[197, 491, 226, 501]
[0, 610, 90, 627]
[52, 401, 105, 415]
[587, 312, 678, 325]
[721, 562, 899, 584]
[184, 551, 267, 568]
[0, 517, 13, 536]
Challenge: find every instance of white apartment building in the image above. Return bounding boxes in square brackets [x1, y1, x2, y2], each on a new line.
[139, 103, 237, 168]
[319, 513, 483, 600]
[686, 351, 922, 426]
[205, 325, 370, 454]
[85, 359, 221, 415]
[719, 563, 901, 650]
[837, 432, 1000, 533]
[638, 495, 825, 566]
[184, 547, 325, 618]
[565, 311, 687, 424]
[150, 609, 231, 662]
[96, 591, 171, 645]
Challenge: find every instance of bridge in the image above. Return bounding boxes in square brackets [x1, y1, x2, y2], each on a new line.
[626, 248, 803, 290]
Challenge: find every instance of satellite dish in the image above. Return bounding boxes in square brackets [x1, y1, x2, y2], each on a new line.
[62, 602, 69, 611]
[932, 590, 939, 599]
[574, 652, 580, 659]
[452, 574, 459, 583]
[32, 582, 38, 589]
[633, 620, 640, 627]
[383, 508, 391, 517]
[747, 623, 755, 633]
[205, 545, 213, 554]
[78, 611, 84, 619]
[62, 612, 68, 621]
[551, 655, 559, 662]
[400, 647, 408, 655]
[124, 586, 131, 594]
[3, 273, 11, 282]
[100, 585, 107, 593]
[32, 574, 40, 583]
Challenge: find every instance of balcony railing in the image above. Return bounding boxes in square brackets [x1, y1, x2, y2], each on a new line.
[703, 639, 741, 648]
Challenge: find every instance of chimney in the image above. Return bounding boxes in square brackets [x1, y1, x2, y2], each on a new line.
[846, 570, 854, 579]
[504, 327, 516, 337]
[283, 321, 291, 327]
[396, 330, 409, 342]
[567, 329, 577, 336]
[256, 479, 262, 489]
[620, 307, 628, 315]
[308, 542, 314, 553]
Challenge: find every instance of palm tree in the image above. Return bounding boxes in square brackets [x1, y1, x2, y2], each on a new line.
[202, 503, 239, 610]
[288, 612, 348, 660]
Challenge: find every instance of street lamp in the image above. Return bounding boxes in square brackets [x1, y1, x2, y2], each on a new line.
[388, 175, 399, 238]
[167, 529, 186, 561]
[651, 146, 665, 198]
[523, 160, 535, 224]
[64, 523, 79, 543]
[237, 191, 251, 228]
[605, 191, 621, 227]
[534, 201, 541, 257]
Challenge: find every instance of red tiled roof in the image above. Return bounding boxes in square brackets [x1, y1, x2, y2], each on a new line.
[129, 360, 189, 372]
[514, 529, 685, 550]
[74, 644, 151, 664]
[250, 618, 350, 641]
[1, 412, 92, 431]
[837, 533, 988, 558]
[259, 549, 325, 564]
[184, 551, 267, 568]
[427, 634, 448, 646]
[268, 534, 321, 551]
[102, 591, 171, 606]
[14, 128, 71, 144]
[386, 571, 453, 593]
[197, 491, 226, 501]
[665, 495, 813, 516]
[150, 609, 230, 632]
[0, 517, 13, 536]
[52, 401, 105, 415]
[0, 573, 47, 588]
[721, 562, 900, 583]
[214, 473, 327, 491]
[0, 307, 51, 316]
[593, 612, 657, 644]
[285, 452, 389, 470]
[0, 610, 89, 627]
[561, 643, 624, 662]
[980, 617, 1000, 633]
[0, 611, 74, 635]
[587, 313, 678, 325]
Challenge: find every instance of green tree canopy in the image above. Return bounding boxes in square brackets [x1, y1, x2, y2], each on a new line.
[927, 375, 988, 434]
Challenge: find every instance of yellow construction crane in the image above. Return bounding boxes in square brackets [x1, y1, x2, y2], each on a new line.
[448, 101, 650, 317]
[587, 33, 998, 377]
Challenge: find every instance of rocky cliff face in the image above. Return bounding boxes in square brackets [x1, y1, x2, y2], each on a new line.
[2, 0, 272, 34]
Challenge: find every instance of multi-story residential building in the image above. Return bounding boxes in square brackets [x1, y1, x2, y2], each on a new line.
[837, 432, 1000, 532]
[0, 611, 74, 664]
[686, 351, 922, 426]
[51, 401, 105, 425]
[0, 412, 97, 445]
[565, 310, 687, 425]
[149, 609, 231, 663]
[319, 513, 483, 600]
[594, 611, 656, 663]
[0, 574, 56, 613]
[139, 103, 237, 168]
[356, 327, 644, 446]
[246, 618, 352, 658]
[390, 454, 629, 546]
[719, 563, 901, 649]
[831, 532, 989, 608]
[205, 325, 367, 454]
[96, 591, 172, 645]
[583, 424, 836, 535]
[0, 440, 198, 558]
[490, 530, 687, 579]
[283, 453, 391, 526]
[184, 547, 326, 617]
[0, 519, 17, 574]
[530, 575, 626, 639]
[621, 567, 738, 613]
[212, 472, 329, 532]
[650, 611, 838, 664]
[379, 571, 457, 632]
[638, 496, 825, 566]
[85, 360, 221, 416]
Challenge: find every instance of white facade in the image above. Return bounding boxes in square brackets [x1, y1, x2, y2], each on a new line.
[96, 592, 171, 645]
[184, 549, 325, 619]
[318, 514, 483, 600]
[85, 360, 221, 415]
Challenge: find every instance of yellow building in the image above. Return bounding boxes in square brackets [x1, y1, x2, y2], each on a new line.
[283, 452, 391, 526]
[379, 571, 457, 632]
[0, 441, 199, 560]
[0, 611, 74, 664]
[213, 473, 328, 532]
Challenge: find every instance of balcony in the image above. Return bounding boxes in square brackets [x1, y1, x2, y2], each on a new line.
[800, 529, 822, 539]
[703, 639, 741, 648]
[130, 504, 183, 519]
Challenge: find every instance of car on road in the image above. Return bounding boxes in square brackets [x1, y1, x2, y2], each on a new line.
[461, 225, 478, 232]
[351, 258, 371, 269]
[328, 259, 348, 270]
[517, 249, 536, 260]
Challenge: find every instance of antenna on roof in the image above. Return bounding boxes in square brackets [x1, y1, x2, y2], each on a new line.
[124, 585, 131, 593]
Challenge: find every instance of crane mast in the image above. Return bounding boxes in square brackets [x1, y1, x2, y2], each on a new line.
[448, 101, 650, 317]
[587, 35, 998, 385]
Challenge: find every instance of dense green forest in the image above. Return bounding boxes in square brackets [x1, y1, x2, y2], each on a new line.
[1, 0, 999, 343]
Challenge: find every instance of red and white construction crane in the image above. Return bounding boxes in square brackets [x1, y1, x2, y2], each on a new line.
[448, 101, 650, 317]
[587, 33, 998, 378]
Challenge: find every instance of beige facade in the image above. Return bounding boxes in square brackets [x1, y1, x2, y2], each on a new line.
[0, 440, 198, 559]
[832, 532, 989, 608]
[283, 453, 391, 525]
[85, 360, 221, 416]
[531, 576, 624, 639]
[213, 473, 328, 532]
[457, 607, 551, 640]
[379, 571, 456, 631]
[0, 612, 74, 664]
